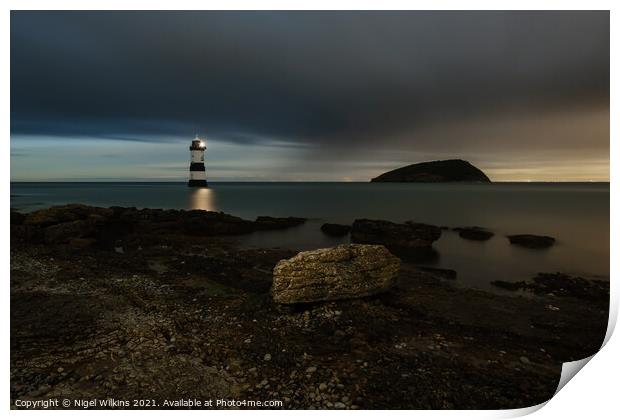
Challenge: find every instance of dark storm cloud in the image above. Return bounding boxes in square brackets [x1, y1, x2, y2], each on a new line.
[11, 11, 609, 146]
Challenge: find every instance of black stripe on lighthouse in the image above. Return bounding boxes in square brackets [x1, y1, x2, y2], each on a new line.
[190, 162, 205, 171]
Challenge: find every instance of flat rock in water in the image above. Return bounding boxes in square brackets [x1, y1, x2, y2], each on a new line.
[271, 244, 400, 304]
[415, 266, 457, 279]
[507, 234, 555, 249]
[455, 227, 494, 241]
[320, 223, 351, 236]
[254, 216, 306, 230]
[351, 219, 441, 257]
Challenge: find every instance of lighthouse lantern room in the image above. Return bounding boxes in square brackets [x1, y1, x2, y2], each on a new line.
[188, 135, 208, 187]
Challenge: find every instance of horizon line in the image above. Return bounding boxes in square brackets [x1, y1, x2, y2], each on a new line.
[9, 180, 611, 184]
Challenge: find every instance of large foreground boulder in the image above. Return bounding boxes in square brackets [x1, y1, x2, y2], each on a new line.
[271, 244, 400, 304]
[351, 219, 441, 257]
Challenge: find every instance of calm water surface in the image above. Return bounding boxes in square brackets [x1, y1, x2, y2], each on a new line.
[11, 182, 609, 292]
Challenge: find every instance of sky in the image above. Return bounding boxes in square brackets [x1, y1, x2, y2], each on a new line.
[10, 11, 609, 182]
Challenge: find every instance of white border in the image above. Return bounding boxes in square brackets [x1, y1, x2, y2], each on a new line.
[3, 2, 616, 419]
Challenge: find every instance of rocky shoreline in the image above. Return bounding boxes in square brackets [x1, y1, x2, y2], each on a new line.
[10, 205, 609, 409]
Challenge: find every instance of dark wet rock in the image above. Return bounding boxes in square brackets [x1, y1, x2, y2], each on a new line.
[20, 205, 308, 239]
[415, 266, 457, 279]
[271, 244, 400, 304]
[24, 204, 113, 227]
[455, 227, 494, 241]
[110, 205, 135, 217]
[119, 208, 184, 230]
[351, 219, 441, 258]
[8, 205, 609, 408]
[10, 212, 610, 409]
[11, 211, 25, 225]
[11, 225, 44, 244]
[113, 207, 253, 236]
[507, 234, 555, 249]
[254, 216, 306, 230]
[492, 273, 609, 302]
[490, 280, 522, 291]
[371, 159, 491, 183]
[21, 205, 260, 242]
[321, 223, 351, 236]
[69, 238, 98, 249]
[44, 220, 99, 244]
[182, 211, 254, 235]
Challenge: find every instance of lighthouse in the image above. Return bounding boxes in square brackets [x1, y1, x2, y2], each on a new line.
[188, 135, 207, 187]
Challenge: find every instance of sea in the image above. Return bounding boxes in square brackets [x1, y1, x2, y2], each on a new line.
[10, 182, 610, 292]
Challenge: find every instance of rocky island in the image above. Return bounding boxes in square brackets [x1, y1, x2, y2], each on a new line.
[10, 204, 608, 409]
[371, 159, 491, 183]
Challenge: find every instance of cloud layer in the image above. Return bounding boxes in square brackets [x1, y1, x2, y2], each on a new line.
[10, 11, 609, 181]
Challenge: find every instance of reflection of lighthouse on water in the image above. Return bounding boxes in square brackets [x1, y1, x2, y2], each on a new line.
[188, 135, 207, 187]
[189, 187, 215, 211]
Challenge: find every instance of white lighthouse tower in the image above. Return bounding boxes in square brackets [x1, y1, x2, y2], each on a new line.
[188, 135, 207, 187]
